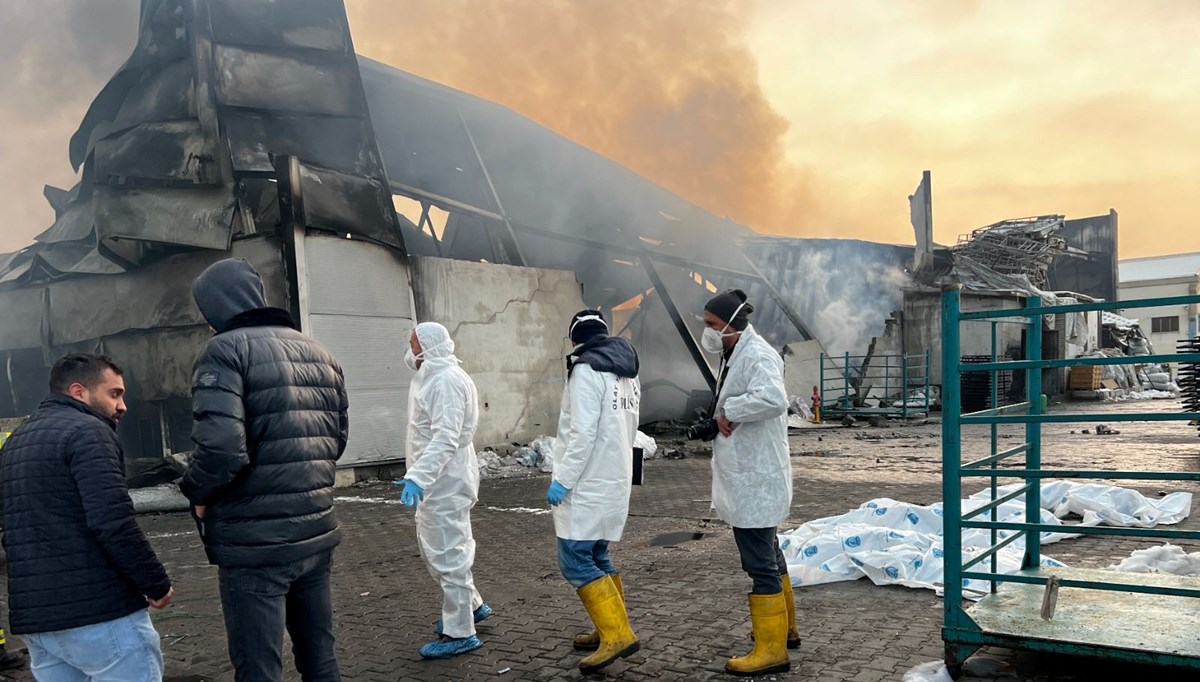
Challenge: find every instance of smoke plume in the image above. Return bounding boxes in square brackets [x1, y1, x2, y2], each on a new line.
[0, 1, 138, 253]
[346, 0, 813, 237]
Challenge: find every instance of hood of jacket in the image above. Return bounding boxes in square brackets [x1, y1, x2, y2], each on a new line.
[569, 335, 639, 379]
[193, 259, 268, 333]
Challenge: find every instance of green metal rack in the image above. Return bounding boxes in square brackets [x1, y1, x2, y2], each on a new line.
[941, 285, 1200, 678]
[820, 350, 931, 420]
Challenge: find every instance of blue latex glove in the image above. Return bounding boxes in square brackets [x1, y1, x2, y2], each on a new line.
[546, 480, 569, 507]
[399, 479, 425, 508]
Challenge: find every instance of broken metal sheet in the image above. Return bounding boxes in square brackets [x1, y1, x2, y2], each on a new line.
[94, 121, 220, 184]
[0, 285, 44, 350]
[43, 237, 285, 348]
[93, 327, 212, 401]
[42, 184, 79, 217]
[70, 66, 149, 171]
[34, 200, 93, 245]
[94, 185, 235, 253]
[65, 248, 126, 277]
[36, 242, 105, 277]
[359, 57, 749, 268]
[214, 45, 363, 117]
[0, 249, 36, 286]
[223, 109, 377, 175]
[208, 0, 349, 52]
[297, 162, 399, 247]
[111, 59, 196, 131]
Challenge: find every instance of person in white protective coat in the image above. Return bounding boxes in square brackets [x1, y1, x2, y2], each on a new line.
[545, 310, 642, 674]
[396, 322, 492, 660]
[699, 289, 797, 677]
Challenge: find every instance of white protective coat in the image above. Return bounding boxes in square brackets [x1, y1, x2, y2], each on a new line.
[405, 323, 484, 639]
[711, 324, 793, 528]
[551, 363, 641, 541]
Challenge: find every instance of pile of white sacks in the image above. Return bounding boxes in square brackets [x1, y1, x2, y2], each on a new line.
[779, 481, 1192, 600]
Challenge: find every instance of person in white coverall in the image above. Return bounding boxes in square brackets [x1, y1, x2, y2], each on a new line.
[396, 322, 492, 660]
[699, 289, 797, 677]
[545, 310, 642, 674]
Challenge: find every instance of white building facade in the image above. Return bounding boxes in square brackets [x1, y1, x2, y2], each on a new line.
[1118, 252, 1200, 365]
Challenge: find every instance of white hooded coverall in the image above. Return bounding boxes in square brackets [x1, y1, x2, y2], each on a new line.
[551, 364, 641, 541]
[711, 324, 792, 528]
[405, 322, 484, 639]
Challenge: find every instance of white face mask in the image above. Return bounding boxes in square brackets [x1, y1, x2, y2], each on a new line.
[700, 301, 747, 354]
[701, 327, 727, 354]
[404, 347, 423, 372]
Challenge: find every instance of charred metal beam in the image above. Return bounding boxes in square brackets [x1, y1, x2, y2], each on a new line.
[458, 109, 526, 267]
[639, 244, 716, 392]
[274, 154, 305, 323]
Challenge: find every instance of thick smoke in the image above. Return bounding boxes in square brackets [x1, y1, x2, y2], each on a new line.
[0, 1, 138, 253]
[346, 0, 813, 238]
[744, 239, 914, 357]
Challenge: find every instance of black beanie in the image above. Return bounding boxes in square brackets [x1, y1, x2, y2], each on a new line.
[704, 289, 753, 331]
[569, 309, 609, 344]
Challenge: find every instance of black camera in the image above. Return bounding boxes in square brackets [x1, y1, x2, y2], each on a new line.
[685, 418, 719, 442]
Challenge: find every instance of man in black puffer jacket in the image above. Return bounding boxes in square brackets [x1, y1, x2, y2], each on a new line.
[1, 354, 173, 680]
[181, 258, 349, 682]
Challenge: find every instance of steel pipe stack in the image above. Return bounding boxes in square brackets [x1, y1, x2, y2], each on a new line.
[1179, 336, 1200, 437]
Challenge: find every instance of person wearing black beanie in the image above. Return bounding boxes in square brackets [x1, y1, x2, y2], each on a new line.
[546, 310, 641, 673]
[698, 290, 797, 675]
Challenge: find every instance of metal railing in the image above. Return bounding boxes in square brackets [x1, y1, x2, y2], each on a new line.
[819, 350, 931, 420]
[941, 286, 1200, 673]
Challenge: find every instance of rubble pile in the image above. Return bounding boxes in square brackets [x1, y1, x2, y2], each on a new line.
[478, 432, 660, 479]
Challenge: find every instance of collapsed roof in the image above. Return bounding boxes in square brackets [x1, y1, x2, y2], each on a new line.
[0, 0, 818, 423]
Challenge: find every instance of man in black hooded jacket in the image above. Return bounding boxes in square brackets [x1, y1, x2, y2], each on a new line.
[182, 258, 349, 682]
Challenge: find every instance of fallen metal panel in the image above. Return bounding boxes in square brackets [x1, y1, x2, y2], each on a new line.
[214, 45, 362, 117]
[94, 185, 235, 251]
[208, 0, 349, 52]
[223, 109, 377, 174]
[297, 163, 399, 247]
[43, 237, 285, 347]
[99, 327, 212, 401]
[94, 121, 220, 184]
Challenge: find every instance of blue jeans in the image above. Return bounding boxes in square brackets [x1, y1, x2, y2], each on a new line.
[218, 549, 339, 682]
[557, 538, 617, 588]
[22, 609, 162, 682]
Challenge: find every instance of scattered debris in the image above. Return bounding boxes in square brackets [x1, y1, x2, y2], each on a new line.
[1094, 424, 1121, 436]
[1109, 543, 1200, 576]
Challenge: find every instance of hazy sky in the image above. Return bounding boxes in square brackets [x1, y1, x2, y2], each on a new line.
[1, 0, 1196, 258]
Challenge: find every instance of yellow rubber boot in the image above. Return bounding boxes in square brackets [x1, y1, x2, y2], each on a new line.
[725, 593, 790, 676]
[781, 577, 801, 649]
[576, 576, 640, 673]
[574, 574, 624, 651]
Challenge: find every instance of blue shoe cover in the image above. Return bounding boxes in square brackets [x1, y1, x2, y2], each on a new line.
[419, 635, 482, 659]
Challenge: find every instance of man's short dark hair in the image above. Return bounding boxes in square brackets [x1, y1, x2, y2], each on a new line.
[49, 354, 124, 394]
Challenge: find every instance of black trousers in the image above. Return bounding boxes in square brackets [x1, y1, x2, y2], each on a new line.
[218, 549, 340, 682]
[733, 527, 788, 594]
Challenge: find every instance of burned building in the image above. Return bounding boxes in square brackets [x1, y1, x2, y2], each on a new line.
[0, 0, 816, 468]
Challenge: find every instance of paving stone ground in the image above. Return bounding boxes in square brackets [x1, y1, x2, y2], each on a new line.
[1, 399, 1197, 681]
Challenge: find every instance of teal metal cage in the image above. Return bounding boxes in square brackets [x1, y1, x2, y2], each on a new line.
[941, 285, 1200, 677]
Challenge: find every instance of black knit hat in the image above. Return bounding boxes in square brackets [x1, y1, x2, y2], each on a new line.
[569, 309, 609, 344]
[704, 289, 753, 331]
